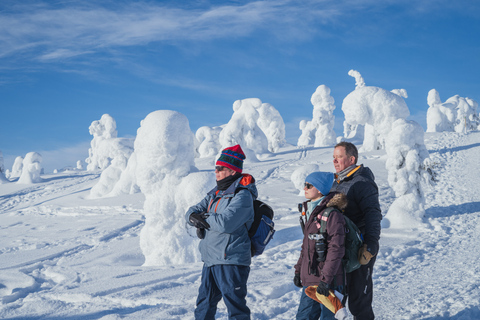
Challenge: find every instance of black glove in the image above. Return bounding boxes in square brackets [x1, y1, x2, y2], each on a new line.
[293, 273, 302, 288]
[316, 281, 330, 296]
[196, 228, 206, 239]
[189, 213, 210, 229]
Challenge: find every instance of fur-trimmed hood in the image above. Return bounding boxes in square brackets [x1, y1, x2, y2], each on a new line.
[325, 192, 348, 212]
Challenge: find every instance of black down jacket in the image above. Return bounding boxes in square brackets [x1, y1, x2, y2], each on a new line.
[330, 165, 382, 255]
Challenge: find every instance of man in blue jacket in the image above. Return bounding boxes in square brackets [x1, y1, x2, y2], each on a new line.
[186, 144, 257, 320]
[330, 142, 382, 320]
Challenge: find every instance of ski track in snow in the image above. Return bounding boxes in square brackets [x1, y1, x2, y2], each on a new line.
[1, 133, 480, 319]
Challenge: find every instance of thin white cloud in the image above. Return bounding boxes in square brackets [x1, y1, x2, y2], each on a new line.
[39, 48, 94, 61]
[2, 0, 477, 63]
[0, 0, 343, 62]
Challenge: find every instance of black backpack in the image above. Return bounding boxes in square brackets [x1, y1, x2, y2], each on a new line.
[248, 200, 275, 257]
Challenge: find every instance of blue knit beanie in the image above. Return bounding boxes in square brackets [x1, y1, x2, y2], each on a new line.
[305, 171, 334, 196]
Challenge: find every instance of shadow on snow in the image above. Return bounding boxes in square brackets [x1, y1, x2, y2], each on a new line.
[430, 142, 480, 155]
[425, 201, 480, 218]
[420, 305, 480, 319]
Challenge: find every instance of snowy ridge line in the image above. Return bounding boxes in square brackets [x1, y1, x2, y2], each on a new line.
[99, 219, 144, 242]
[0, 173, 100, 214]
[0, 244, 94, 270]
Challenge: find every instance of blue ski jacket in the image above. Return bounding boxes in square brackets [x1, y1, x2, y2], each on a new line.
[185, 174, 257, 267]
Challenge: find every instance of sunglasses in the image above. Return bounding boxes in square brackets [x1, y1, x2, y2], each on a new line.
[215, 166, 226, 172]
[304, 182, 314, 189]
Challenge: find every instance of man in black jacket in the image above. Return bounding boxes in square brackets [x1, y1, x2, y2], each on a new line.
[330, 142, 382, 320]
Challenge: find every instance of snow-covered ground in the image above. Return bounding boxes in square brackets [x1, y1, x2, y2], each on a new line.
[1, 131, 480, 319]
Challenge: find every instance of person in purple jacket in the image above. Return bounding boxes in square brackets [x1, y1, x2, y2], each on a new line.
[294, 171, 347, 320]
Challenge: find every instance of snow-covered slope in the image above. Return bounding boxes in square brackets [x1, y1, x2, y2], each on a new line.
[1, 131, 480, 319]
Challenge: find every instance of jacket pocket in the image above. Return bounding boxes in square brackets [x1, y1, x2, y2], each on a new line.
[200, 232, 230, 263]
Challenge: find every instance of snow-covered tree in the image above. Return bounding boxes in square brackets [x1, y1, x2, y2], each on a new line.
[426, 89, 479, 133]
[108, 152, 140, 196]
[426, 89, 455, 132]
[466, 97, 480, 131]
[85, 114, 133, 171]
[342, 122, 364, 143]
[391, 89, 408, 98]
[196, 126, 223, 158]
[10, 156, 24, 178]
[348, 69, 365, 89]
[384, 119, 433, 229]
[219, 98, 273, 157]
[86, 114, 134, 198]
[89, 147, 132, 198]
[135, 110, 215, 266]
[342, 70, 410, 151]
[298, 85, 336, 147]
[17, 152, 43, 184]
[76, 160, 84, 170]
[0, 150, 8, 183]
[256, 102, 286, 152]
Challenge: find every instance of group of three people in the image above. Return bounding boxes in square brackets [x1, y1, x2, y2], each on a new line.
[186, 142, 382, 320]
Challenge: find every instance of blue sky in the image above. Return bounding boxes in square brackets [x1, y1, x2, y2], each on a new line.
[1, 0, 479, 171]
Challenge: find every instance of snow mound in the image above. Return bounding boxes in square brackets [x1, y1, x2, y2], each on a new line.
[291, 164, 320, 196]
[135, 110, 215, 266]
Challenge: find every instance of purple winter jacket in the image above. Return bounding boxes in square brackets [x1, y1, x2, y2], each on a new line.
[294, 192, 347, 287]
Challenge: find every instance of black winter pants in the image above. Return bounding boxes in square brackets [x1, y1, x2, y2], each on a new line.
[346, 256, 376, 320]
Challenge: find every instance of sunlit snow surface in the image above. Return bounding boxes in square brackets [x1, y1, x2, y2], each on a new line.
[1, 131, 480, 319]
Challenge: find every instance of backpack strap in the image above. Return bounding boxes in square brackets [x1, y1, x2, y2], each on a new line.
[318, 206, 348, 298]
[318, 207, 336, 233]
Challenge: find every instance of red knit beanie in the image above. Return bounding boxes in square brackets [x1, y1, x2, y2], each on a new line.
[216, 145, 246, 173]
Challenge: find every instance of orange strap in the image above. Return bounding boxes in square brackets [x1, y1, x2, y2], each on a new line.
[207, 190, 222, 213]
